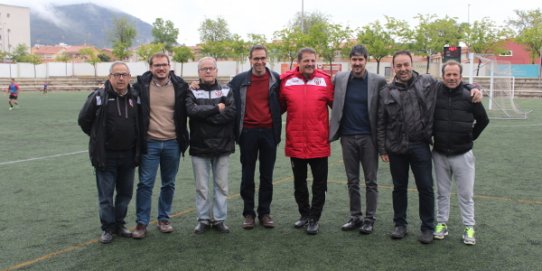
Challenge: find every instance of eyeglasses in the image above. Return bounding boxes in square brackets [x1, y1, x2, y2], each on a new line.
[199, 67, 216, 72]
[110, 73, 130, 78]
[152, 63, 169, 68]
[252, 57, 267, 62]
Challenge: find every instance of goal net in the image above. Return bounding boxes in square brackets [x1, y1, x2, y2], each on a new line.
[466, 54, 531, 119]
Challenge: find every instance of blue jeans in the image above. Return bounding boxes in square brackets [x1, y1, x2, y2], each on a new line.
[136, 139, 180, 225]
[239, 128, 277, 218]
[388, 142, 435, 232]
[95, 151, 135, 231]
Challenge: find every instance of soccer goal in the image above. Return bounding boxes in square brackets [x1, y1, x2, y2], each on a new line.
[466, 54, 531, 119]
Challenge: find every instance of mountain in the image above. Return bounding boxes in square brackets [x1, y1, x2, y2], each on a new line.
[30, 3, 152, 48]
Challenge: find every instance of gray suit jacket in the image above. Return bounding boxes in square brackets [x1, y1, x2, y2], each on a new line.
[329, 70, 387, 143]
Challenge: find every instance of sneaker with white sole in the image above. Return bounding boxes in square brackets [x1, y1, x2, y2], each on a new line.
[433, 223, 448, 240]
[100, 230, 113, 244]
[463, 226, 476, 245]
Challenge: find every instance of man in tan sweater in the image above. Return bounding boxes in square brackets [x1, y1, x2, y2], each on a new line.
[131, 53, 190, 239]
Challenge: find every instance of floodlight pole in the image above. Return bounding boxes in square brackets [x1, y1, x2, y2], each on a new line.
[301, 0, 305, 33]
[469, 53, 474, 84]
[468, 4, 471, 26]
[467, 3, 472, 64]
[489, 60, 494, 110]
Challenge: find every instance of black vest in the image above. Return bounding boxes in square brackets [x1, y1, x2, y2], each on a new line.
[433, 83, 475, 155]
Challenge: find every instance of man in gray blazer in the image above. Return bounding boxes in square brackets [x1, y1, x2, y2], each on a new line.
[329, 45, 387, 234]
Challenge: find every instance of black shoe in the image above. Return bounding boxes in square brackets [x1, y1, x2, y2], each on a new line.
[359, 220, 374, 234]
[418, 230, 433, 244]
[294, 217, 309, 228]
[306, 219, 319, 235]
[214, 222, 230, 233]
[115, 225, 132, 238]
[194, 221, 210, 234]
[341, 217, 362, 231]
[391, 226, 407, 239]
[100, 230, 113, 244]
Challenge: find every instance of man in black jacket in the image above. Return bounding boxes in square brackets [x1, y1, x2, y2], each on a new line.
[432, 60, 489, 245]
[187, 57, 236, 234]
[229, 45, 281, 230]
[78, 62, 140, 244]
[377, 51, 439, 244]
[131, 53, 190, 239]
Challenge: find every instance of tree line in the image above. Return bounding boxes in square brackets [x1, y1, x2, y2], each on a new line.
[4, 8, 541, 76]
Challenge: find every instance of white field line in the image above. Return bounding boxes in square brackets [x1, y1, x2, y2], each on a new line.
[0, 150, 87, 166]
[489, 123, 542, 128]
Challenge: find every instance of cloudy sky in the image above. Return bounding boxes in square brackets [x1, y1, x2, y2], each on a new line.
[2, 0, 540, 45]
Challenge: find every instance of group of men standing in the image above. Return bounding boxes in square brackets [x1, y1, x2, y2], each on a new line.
[78, 44, 488, 246]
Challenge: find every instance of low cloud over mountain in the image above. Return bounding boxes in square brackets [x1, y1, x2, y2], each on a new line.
[30, 3, 152, 48]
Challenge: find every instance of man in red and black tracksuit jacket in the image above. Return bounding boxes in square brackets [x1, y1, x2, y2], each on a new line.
[279, 48, 333, 235]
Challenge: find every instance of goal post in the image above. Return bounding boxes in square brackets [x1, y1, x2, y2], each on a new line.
[466, 53, 531, 120]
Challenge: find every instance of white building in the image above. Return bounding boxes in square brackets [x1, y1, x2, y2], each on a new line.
[0, 4, 31, 54]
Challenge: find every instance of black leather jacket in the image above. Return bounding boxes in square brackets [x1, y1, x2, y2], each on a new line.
[377, 72, 437, 155]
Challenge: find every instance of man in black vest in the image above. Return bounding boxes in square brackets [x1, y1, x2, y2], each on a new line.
[432, 60, 489, 245]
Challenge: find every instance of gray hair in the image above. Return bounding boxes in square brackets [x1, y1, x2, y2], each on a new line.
[198, 56, 217, 69]
[109, 62, 130, 74]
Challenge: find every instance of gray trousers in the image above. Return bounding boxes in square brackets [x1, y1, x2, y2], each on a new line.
[433, 150, 476, 226]
[340, 135, 378, 221]
[192, 154, 230, 222]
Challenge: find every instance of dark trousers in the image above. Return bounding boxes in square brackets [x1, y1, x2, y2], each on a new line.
[291, 157, 328, 221]
[340, 135, 378, 221]
[388, 142, 435, 232]
[239, 128, 277, 218]
[95, 151, 135, 232]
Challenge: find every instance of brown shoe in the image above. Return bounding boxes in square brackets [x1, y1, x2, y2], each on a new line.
[157, 220, 174, 233]
[259, 214, 275, 228]
[132, 224, 147, 239]
[242, 215, 255, 230]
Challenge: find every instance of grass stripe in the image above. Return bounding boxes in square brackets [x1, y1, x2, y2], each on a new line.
[0, 151, 87, 166]
[2, 240, 98, 271]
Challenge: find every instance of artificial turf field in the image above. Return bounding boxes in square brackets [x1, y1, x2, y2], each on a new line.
[0, 91, 540, 270]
